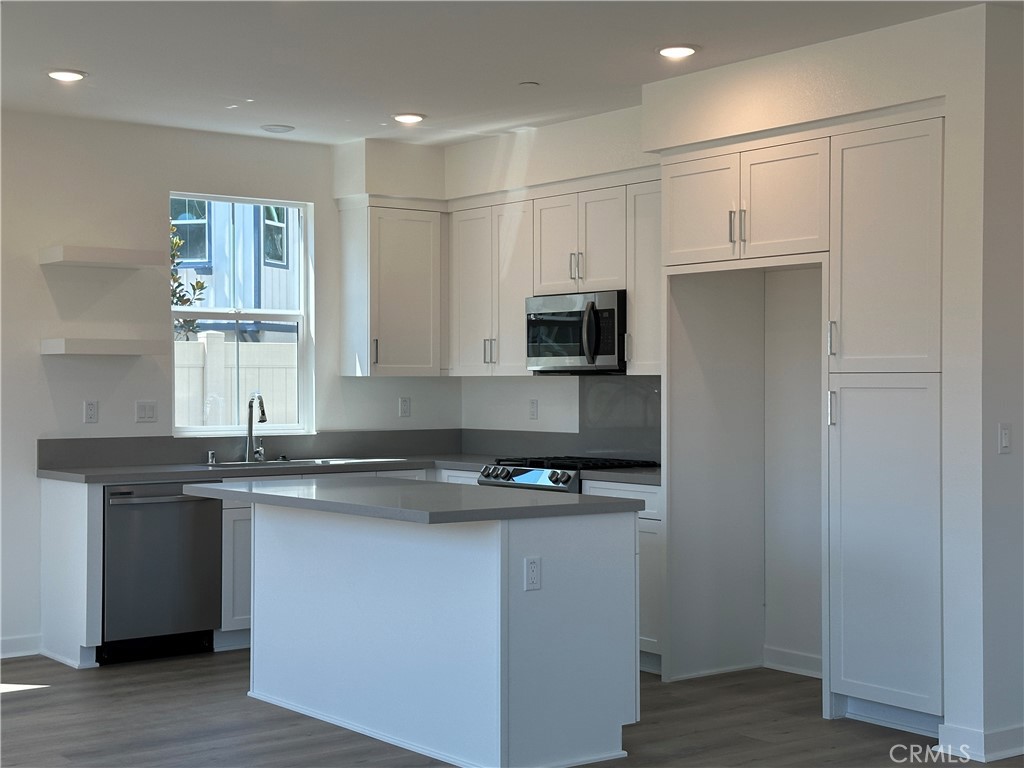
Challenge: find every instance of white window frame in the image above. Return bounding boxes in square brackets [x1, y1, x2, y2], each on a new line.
[171, 192, 315, 438]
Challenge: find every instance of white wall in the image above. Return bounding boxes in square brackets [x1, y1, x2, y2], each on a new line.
[461, 377, 579, 433]
[445, 107, 656, 200]
[646, 5, 1022, 758]
[763, 268, 822, 677]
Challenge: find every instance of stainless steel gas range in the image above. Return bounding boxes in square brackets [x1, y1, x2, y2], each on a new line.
[477, 456, 659, 494]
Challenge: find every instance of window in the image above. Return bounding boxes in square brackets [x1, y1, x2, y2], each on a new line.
[171, 193, 314, 437]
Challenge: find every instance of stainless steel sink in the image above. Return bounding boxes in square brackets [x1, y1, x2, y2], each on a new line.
[215, 458, 408, 467]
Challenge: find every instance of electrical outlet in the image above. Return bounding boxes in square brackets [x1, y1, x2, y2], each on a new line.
[529, 399, 539, 420]
[524, 557, 541, 591]
[135, 400, 158, 423]
[997, 422, 1012, 454]
[83, 400, 99, 424]
[399, 396, 412, 418]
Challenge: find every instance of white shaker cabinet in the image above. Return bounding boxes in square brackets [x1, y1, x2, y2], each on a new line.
[220, 502, 252, 632]
[449, 202, 533, 376]
[582, 480, 665, 660]
[340, 206, 441, 376]
[828, 120, 943, 373]
[663, 138, 829, 266]
[625, 181, 662, 375]
[438, 468, 483, 485]
[533, 188, 626, 295]
[827, 373, 942, 715]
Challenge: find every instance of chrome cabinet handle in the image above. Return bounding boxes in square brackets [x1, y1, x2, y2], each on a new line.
[490, 338, 497, 364]
[739, 208, 747, 243]
[372, 338, 379, 365]
[569, 252, 577, 280]
[826, 321, 837, 356]
[577, 250, 584, 280]
[827, 390, 836, 427]
[483, 338, 490, 364]
[728, 210, 736, 244]
[624, 332, 633, 363]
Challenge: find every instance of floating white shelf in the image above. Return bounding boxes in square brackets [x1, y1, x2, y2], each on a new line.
[39, 245, 165, 269]
[40, 338, 168, 356]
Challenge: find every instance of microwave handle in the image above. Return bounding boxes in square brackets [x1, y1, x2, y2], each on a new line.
[581, 300, 597, 365]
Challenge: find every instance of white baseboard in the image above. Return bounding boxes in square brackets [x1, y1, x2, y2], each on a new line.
[213, 628, 251, 652]
[841, 695, 942, 738]
[1, 634, 41, 659]
[663, 661, 762, 682]
[639, 651, 661, 675]
[762, 645, 822, 679]
[939, 721, 1024, 763]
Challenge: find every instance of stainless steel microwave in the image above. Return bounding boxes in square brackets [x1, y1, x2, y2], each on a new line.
[526, 290, 626, 374]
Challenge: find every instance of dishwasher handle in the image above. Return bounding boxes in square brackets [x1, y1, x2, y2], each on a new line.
[107, 494, 200, 506]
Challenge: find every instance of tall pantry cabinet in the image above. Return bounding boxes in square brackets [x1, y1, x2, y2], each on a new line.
[826, 119, 944, 716]
[661, 117, 946, 726]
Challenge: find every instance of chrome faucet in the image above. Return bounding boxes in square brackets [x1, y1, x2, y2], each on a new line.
[246, 392, 268, 462]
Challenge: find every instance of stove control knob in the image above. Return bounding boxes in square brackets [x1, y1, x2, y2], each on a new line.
[499, 467, 512, 480]
[558, 471, 572, 485]
[480, 466, 492, 477]
[548, 470, 560, 484]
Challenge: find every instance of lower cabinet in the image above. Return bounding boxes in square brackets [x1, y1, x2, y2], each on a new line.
[220, 502, 252, 632]
[828, 373, 942, 715]
[582, 481, 665, 662]
[438, 468, 481, 485]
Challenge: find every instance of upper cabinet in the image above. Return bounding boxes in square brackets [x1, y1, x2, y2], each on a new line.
[340, 206, 441, 376]
[663, 138, 829, 266]
[533, 187, 626, 295]
[449, 202, 533, 376]
[828, 120, 942, 374]
[625, 181, 662, 375]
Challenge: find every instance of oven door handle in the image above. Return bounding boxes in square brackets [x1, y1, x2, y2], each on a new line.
[581, 300, 597, 365]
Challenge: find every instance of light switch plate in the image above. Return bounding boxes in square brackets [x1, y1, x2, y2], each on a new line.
[135, 400, 158, 423]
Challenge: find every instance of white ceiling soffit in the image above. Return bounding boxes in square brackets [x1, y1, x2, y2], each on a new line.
[0, 1, 973, 147]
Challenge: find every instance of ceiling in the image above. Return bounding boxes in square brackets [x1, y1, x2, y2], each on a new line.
[1, 1, 974, 148]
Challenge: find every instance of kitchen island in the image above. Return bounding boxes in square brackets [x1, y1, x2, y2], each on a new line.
[183, 475, 642, 768]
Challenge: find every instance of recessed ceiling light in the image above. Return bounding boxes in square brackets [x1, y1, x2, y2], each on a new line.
[260, 124, 295, 134]
[658, 45, 699, 60]
[48, 69, 88, 82]
[393, 113, 425, 125]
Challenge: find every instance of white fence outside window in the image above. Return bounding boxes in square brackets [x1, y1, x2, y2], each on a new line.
[174, 331, 298, 428]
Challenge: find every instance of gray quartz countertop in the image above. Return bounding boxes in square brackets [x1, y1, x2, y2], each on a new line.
[37, 454, 661, 486]
[183, 475, 644, 524]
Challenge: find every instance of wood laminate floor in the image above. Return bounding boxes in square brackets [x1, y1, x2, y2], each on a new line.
[2, 651, 1021, 768]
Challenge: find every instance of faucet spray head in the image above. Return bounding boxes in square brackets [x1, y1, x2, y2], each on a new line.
[256, 393, 268, 423]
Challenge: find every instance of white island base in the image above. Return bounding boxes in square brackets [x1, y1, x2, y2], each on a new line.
[245, 491, 639, 768]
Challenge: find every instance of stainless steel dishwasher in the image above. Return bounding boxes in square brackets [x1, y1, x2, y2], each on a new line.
[99, 482, 222, 664]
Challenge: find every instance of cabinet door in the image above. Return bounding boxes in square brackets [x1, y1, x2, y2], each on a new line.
[377, 468, 428, 480]
[533, 194, 579, 295]
[741, 138, 829, 259]
[638, 516, 666, 656]
[582, 481, 664, 657]
[369, 208, 442, 376]
[449, 208, 494, 376]
[492, 202, 533, 376]
[828, 373, 941, 714]
[221, 505, 252, 631]
[663, 154, 739, 265]
[577, 187, 626, 292]
[626, 181, 662, 375]
[829, 120, 942, 373]
[439, 469, 481, 485]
